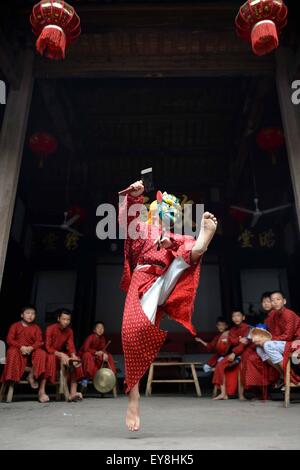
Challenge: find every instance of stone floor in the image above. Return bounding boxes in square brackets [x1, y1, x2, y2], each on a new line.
[0, 395, 299, 450]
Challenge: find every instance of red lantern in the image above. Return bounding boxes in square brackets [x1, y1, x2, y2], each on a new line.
[30, 1, 81, 60]
[229, 207, 248, 225]
[235, 0, 288, 56]
[67, 206, 87, 224]
[256, 127, 285, 164]
[28, 132, 58, 168]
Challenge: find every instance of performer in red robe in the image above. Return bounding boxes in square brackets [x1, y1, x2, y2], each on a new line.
[1, 306, 48, 402]
[80, 321, 116, 379]
[195, 317, 229, 372]
[119, 180, 218, 431]
[240, 291, 300, 397]
[45, 309, 84, 401]
[212, 311, 250, 400]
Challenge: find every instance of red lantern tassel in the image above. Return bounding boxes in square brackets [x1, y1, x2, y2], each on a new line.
[36, 25, 67, 60]
[251, 20, 279, 56]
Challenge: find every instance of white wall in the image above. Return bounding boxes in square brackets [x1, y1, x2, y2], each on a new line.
[95, 263, 222, 333]
[32, 270, 77, 329]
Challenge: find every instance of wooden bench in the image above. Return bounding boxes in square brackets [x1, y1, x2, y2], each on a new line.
[145, 361, 203, 397]
[284, 356, 300, 408]
[0, 364, 70, 403]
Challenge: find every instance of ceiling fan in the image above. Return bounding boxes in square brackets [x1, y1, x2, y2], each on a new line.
[34, 212, 83, 236]
[230, 198, 292, 228]
[230, 150, 292, 228]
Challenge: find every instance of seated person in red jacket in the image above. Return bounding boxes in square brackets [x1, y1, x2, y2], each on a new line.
[195, 317, 229, 373]
[254, 291, 300, 388]
[80, 321, 117, 380]
[212, 310, 250, 401]
[1, 306, 48, 402]
[45, 309, 83, 401]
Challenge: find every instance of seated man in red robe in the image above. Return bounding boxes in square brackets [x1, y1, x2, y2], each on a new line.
[212, 310, 250, 400]
[195, 317, 229, 373]
[1, 306, 48, 402]
[79, 321, 117, 381]
[45, 309, 83, 401]
[241, 290, 300, 398]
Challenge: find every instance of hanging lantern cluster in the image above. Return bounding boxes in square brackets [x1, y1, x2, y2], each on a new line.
[256, 127, 285, 165]
[235, 0, 288, 56]
[30, 0, 81, 60]
[29, 132, 58, 168]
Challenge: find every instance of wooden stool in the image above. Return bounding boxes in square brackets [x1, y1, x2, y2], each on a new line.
[145, 361, 202, 397]
[0, 366, 34, 403]
[284, 356, 300, 408]
[0, 364, 68, 403]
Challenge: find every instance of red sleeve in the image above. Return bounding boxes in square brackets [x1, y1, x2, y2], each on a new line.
[67, 329, 76, 355]
[230, 325, 250, 355]
[45, 327, 56, 354]
[32, 325, 43, 350]
[228, 329, 240, 347]
[6, 324, 20, 348]
[206, 335, 219, 353]
[81, 335, 96, 353]
[119, 194, 144, 293]
[272, 311, 298, 341]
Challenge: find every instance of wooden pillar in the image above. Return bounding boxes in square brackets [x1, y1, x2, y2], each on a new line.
[0, 49, 34, 288]
[276, 47, 300, 234]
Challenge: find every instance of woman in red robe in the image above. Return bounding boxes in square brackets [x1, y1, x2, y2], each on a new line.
[1, 306, 48, 402]
[119, 180, 218, 431]
[80, 321, 116, 378]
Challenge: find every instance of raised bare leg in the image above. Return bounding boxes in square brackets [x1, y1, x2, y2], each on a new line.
[126, 382, 140, 432]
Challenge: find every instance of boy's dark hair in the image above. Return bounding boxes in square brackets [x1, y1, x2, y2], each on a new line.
[260, 292, 272, 302]
[270, 290, 286, 299]
[231, 310, 244, 316]
[21, 305, 36, 315]
[57, 308, 72, 318]
[216, 317, 228, 324]
[94, 321, 105, 328]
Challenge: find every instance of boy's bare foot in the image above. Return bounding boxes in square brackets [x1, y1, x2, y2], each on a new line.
[126, 388, 140, 432]
[213, 393, 228, 400]
[239, 396, 247, 401]
[27, 373, 39, 389]
[38, 393, 50, 403]
[69, 392, 83, 402]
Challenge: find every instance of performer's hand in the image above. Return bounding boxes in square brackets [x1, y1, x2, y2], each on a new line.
[103, 353, 108, 362]
[129, 180, 144, 197]
[95, 350, 104, 357]
[20, 346, 28, 355]
[227, 353, 236, 362]
[292, 340, 300, 350]
[59, 352, 70, 366]
[239, 338, 248, 345]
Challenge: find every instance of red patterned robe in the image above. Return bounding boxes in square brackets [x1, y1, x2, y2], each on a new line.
[205, 331, 229, 368]
[212, 323, 250, 388]
[79, 334, 116, 378]
[120, 194, 201, 392]
[45, 323, 83, 384]
[241, 308, 300, 391]
[1, 321, 46, 383]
